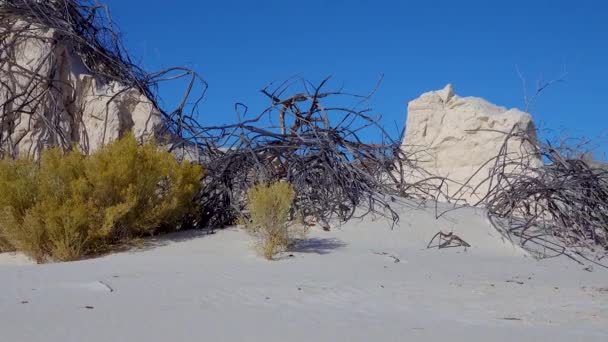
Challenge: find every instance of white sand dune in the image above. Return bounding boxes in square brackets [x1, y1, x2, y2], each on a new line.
[1, 201, 607, 341]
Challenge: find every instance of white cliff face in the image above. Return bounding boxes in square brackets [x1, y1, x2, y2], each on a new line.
[402, 84, 540, 205]
[0, 20, 161, 157]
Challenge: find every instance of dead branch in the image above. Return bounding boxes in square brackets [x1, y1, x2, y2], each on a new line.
[427, 231, 471, 249]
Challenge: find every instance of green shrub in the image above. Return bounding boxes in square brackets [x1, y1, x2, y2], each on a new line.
[0, 158, 38, 253]
[246, 182, 297, 259]
[0, 134, 203, 262]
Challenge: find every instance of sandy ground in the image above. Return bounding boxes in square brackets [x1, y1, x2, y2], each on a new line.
[1, 201, 607, 342]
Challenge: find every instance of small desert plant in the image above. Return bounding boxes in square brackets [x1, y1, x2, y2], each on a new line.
[246, 181, 297, 259]
[0, 134, 203, 262]
[0, 158, 38, 253]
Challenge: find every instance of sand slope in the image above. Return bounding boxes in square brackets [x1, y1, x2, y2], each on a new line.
[1, 202, 607, 341]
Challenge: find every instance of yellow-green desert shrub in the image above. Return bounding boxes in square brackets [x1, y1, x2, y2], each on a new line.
[246, 181, 297, 259]
[0, 134, 203, 262]
[0, 158, 39, 252]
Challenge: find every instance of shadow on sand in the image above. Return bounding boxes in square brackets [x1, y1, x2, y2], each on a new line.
[128, 229, 217, 253]
[289, 238, 347, 255]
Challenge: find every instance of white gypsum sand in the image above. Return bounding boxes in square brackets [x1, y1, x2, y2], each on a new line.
[1, 200, 607, 342]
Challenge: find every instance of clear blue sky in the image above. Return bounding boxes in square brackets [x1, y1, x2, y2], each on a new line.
[104, 0, 608, 159]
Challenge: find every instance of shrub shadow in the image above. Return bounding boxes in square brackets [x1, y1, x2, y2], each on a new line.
[289, 238, 347, 255]
[128, 228, 217, 253]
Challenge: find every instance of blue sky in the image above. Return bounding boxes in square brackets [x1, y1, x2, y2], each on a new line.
[104, 0, 608, 158]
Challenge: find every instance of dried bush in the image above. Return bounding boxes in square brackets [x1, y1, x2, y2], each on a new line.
[0, 134, 203, 262]
[246, 182, 297, 259]
[459, 128, 608, 265]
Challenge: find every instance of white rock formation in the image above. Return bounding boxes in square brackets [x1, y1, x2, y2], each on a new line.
[402, 84, 540, 205]
[0, 20, 161, 157]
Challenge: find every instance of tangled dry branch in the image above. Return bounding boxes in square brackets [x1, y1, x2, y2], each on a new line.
[194, 77, 448, 227]
[463, 128, 608, 265]
[0, 0, 207, 157]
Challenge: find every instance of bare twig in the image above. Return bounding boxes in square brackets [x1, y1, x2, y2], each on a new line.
[427, 231, 471, 249]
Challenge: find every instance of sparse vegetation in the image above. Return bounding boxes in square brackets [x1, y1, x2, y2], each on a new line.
[0, 134, 203, 262]
[245, 182, 299, 259]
